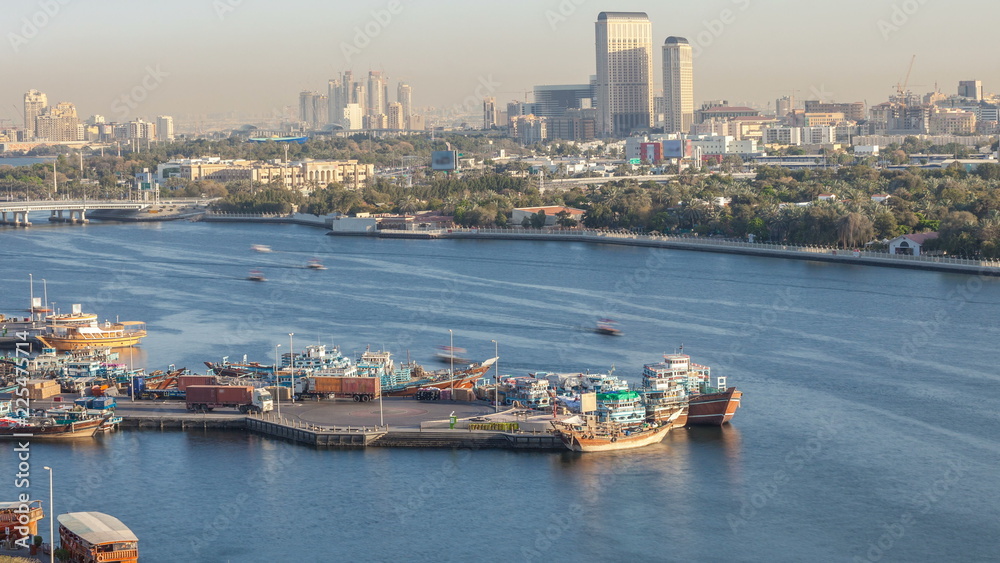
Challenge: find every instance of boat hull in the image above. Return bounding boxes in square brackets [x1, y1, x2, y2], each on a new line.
[0, 417, 104, 439]
[42, 334, 145, 352]
[385, 373, 482, 396]
[555, 422, 674, 452]
[686, 387, 742, 426]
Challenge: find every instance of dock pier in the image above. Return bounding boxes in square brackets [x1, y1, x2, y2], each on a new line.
[119, 413, 564, 450]
[245, 415, 386, 447]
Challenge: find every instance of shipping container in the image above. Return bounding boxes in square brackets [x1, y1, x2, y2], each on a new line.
[177, 375, 217, 391]
[301, 376, 379, 401]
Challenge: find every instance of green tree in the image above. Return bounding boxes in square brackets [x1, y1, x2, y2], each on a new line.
[530, 210, 547, 229]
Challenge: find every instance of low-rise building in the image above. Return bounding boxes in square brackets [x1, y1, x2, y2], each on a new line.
[157, 157, 373, 190]
[888, 232, 939, 256]
[511, 206, 584, 227]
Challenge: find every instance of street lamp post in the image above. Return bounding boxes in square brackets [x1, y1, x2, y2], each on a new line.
[449, 329, 454, 395]
[491, 339, 499, 413]
[42, 466, 54, 563]
[288, 333, 295, 403]
[274, 344, 281, 419]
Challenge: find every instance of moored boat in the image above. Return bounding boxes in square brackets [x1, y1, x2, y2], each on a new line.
[687, 387, 742, 426]
[0, 413, 106, 439]
[36, 321, 147, 352]
[383, 358, 497, 396]
[640, 351, 741, 426]
[551, 413, 679, 452]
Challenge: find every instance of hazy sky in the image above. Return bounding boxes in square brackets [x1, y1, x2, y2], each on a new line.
[3, 0, 999, 124]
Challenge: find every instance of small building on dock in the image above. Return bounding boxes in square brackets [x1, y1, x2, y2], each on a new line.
[58, 511, 138, 563]
[1, 500, 44, 548]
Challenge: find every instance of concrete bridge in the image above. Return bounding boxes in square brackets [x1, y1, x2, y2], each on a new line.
[0, 200, 148, 226]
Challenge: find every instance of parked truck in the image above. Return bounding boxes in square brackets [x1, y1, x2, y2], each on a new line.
[294, 376, 379, 402]
[185, 385, 273, 413]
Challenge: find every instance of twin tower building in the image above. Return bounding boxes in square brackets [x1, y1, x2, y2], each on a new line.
[596, 12, 693, 138]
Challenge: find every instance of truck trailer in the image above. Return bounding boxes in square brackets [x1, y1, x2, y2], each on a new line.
[185, 385, 273, 413]
[294, 376, 379, 402]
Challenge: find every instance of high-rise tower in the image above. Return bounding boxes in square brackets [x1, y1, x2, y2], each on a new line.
[662, 36, 694, 134]
[595, 12, 654, 137]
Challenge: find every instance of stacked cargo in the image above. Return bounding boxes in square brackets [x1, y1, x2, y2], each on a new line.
[26, 379, 60, 400]
[177, 375, 217, 391]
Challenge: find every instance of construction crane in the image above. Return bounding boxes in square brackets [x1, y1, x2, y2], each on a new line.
[895, 55, 917, 102]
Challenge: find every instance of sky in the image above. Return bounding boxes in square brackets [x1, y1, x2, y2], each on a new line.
[2, 0, 999, 125]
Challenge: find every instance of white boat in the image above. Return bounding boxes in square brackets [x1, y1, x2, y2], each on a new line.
[251, 245, 272, 253]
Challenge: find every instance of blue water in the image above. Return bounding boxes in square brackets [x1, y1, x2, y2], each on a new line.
[2, 221, 999, 562]
[0, 156, 56, 167]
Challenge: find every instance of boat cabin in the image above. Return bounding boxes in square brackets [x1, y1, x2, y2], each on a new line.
[58, 511, 138, 563]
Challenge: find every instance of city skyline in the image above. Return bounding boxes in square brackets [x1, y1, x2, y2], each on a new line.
[2, 0, 998, 125]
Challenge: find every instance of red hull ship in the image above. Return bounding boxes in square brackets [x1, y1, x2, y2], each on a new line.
[686, 387, 742, 426]
[641, 350, 742, 426]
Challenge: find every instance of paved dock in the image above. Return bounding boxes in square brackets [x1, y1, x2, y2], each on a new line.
[102, 396, 564, 450]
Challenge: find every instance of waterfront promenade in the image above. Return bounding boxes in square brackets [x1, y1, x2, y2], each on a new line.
[198, 212, 1000, 275]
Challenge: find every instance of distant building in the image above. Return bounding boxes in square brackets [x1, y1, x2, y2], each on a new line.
[299, 91, 318, 124]
[397, 82, 413, 129]
[159, 157, 374, 191]
[958, 80, 984, 101]
[514, 115, 547, 145]
[387, 102, 404, 130]
[34, 101, 80, 142]
[929, 108, 977, 135]
[662, 36, 694, 134]
[156, 116, 174, 141]
[367, 71, 388, 117]
[343, 103, 363, 130]
[533, 84, 593, 119]
[127, 119, 155, 141]
[595, 12, 654, 137]
[547, 108, 597, 141]
[696, 104, 761, 124]
[803, 101, 866, 122]
[23, 89, 47, 140]
[483, 97, 498, 130]
[888, 232, 939, 256]
[775, 96, 793, 117]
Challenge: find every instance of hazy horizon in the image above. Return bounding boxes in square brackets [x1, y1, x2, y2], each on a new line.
[3, 0, 998, 126]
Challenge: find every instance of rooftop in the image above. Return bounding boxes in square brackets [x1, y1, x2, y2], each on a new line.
[901, 232, 940, 245]
[58, 512, 138, 545]
[598, 11, 649, 21]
